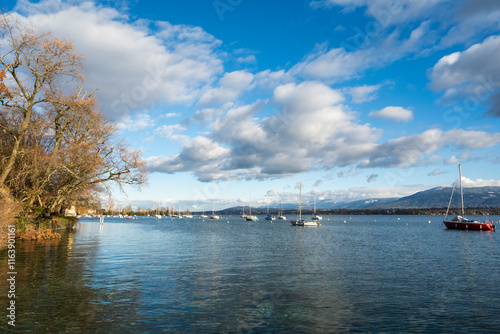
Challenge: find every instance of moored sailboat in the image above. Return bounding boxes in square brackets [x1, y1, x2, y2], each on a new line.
[265, 203, 275, 221]
[245, 198, 258, 221]
[278, 198, 286, 220]
[443, 164, 495, 231]
[291, 183, 318, 227]
[210, 202, 220, 219]
[311, 197, 322, 221]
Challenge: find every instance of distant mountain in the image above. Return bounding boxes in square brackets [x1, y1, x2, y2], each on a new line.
[220, 186, 500, 212]
[369, 186, 500, 209]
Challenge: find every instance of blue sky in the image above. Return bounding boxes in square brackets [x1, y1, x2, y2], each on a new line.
[5, 0, 500, 211]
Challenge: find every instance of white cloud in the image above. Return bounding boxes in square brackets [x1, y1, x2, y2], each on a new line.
[445, 155, 460, 165]
[146, 76, 500, 182]
[197, 70, 254, 107]
[440, 1, 500, 48]
[155, 124, 187, 139]
[146, 137, 231, 181]
[348, 84, 382, 103]
[308, 1, 500, 85]
[265, 189, 279, 197]
[290, 21, 432, 82]
[161, 112, 179, 119]
[147, 82, 381, 181]
[191, 107, 226, 123]
[115, 113, 155, 131]
[369, 106, 414, 122]
[311, 0, 448, 24]
[236, 55, 257, 64]
[254, 69, 293, 90]
[461, 177, 500, 187]
[17, 1, 224, 120]
[430, 35, 500, 117]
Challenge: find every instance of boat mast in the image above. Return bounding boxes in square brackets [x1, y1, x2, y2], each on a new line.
[299, 182, 302, 220]
[459, 164, 464, 217]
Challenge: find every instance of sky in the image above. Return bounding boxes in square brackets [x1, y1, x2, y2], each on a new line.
[4, 0, 500, 211]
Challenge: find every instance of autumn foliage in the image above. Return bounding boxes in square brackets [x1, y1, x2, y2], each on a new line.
[0, 13, 147, 231]
[19, 226, 61, 241]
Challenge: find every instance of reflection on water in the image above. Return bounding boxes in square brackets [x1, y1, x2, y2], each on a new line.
[1, 215, 499, 333]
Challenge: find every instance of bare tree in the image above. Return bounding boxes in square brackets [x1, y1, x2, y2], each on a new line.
[0, 13, 147, 221]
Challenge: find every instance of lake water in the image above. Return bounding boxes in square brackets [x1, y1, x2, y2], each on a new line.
[1, 215, 500, 333]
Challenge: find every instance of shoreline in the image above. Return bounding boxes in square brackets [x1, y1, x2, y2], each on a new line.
[0, 217, 77, 250]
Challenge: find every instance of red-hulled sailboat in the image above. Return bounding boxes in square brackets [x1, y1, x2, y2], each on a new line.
[443, 164, 495, 231]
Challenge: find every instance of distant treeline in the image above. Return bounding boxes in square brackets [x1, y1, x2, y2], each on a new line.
[218, 207, 500, 216]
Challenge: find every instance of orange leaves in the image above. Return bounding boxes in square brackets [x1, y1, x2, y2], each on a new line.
[0, 67, 10, 98]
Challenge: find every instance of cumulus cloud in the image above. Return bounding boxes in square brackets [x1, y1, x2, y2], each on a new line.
[146, 136, 231, 181]
[115, 113, 155, 131]
[146, 77, 500, 182]
[429, 35, 500, 117]
[360, 129, 500, 168]
[310, 0, 447, 24]
[369, 106, 414, 122]
[265, 189, 279, 197]
[348, 84, 382, 104]
[155, 124, 187, 139]
[445, 155, 460, 165]
[461, 177, 500, 187]
[290, 21, 432, 82]
[148, 82, 381, 180]
[16, 1, 224, 120]
[197, 70, 254, 107]
[237, 55, 257, 64]
[308, 1, 500, 83]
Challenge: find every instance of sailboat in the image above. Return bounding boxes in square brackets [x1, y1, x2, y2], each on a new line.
[210, 202, 220, 219]
[265, 203, 276, 221]
[311, 197, 322, 221]
[291, 183, 319, 227]
[182, 202, 193, 218]
[241, 206, 247, 219]
[154, 204, 162, 219]
[443, 164, 495, 231]
[245, 193, 259, 221]
[278, 198, 286, 220]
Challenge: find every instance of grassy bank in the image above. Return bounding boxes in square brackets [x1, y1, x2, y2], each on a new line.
[0, 215, 78, 249]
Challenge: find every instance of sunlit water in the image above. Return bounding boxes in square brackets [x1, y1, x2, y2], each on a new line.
[1, 215, 500, 333]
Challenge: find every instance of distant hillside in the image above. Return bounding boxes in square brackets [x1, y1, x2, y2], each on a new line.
[220, 186, 500, 212]
[369, 186, 500, 209]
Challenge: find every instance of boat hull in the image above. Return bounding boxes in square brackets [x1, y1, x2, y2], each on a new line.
[443, 220, 495, 231]
[291, 219, 319, 227]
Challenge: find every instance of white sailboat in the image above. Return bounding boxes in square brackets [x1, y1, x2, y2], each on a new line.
[210, 201, 220, 219]
[154, 204, 162, 219]
[311, 197, 322, 221]
[278, 198, 286, 220]
[245, 193, 258, 221]
[241, 206, 248, 219]
[291, 183, 318, 227]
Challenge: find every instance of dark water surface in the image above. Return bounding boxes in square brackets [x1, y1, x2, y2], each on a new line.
[1, 215, 500, 333]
